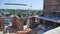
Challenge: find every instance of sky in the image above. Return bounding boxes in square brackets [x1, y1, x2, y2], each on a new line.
[0, 0, 43, 10]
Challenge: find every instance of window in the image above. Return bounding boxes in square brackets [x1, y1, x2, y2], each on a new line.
[57, 5, 60, 11]
[56, 12, 60, 17]
[44, 5, 51, 12]
[52, 0, 58, 3]
[51, 5, 57, 12]
[44, 0, 51, 4]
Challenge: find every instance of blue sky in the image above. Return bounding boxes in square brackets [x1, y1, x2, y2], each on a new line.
[0, 0, 43, 10]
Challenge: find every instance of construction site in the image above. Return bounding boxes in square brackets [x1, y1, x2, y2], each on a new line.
[0, 0, 60, 34]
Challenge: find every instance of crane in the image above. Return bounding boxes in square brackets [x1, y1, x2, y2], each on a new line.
[5, 3, 27, 6]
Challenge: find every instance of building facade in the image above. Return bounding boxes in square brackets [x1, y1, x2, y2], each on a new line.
[43, 0, 60, 17]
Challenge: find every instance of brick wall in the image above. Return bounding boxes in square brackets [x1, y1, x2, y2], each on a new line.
[43, 0, 60, 16]
[12, 17, 23, 31]
[0, 18, 4, 29]
[0, 16, 23, 31]
[28, 17, 36, 28]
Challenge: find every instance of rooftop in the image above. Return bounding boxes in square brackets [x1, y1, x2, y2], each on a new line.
[34, 16, 60, 23]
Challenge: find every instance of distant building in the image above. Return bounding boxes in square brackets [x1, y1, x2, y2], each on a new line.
[2, 12, 10, 16]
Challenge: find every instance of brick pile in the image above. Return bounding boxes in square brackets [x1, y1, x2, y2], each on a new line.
[17, 28, 32, 34]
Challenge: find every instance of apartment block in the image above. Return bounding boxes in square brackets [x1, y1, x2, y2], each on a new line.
[44, 0, 60, 17]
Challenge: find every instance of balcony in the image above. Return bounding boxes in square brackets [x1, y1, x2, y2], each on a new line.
[52, 2, 60, 5]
